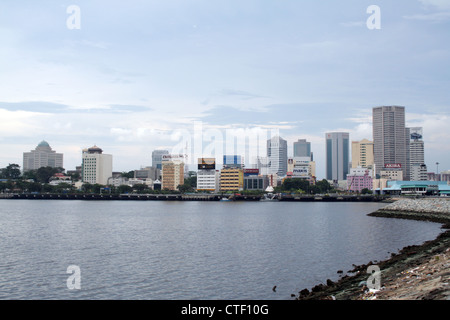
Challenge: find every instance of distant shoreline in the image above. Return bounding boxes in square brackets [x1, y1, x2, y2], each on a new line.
[0, 193, 390, 202]
[296, 198, 450, 300]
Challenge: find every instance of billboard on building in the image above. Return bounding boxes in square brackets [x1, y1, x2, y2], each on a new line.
[385, 163, 402, 169]
[244, 169, 259, 176]
[410, 127, 423, 141]
[162, 154, 186, 161]
[292, 167, 309, 177]
[198, 158, 216, 170]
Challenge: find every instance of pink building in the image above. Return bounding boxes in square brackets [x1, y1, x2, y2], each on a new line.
[347, 167, 373, 193]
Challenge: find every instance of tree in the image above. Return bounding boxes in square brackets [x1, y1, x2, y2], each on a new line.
[184, 176, 197, 189]
[1, 164, 21, 179]
[281, 178, 310, 193]
[316, 179, 333, 193]
[361, 188, 373, 195]
[121, 171, 135, 179]
[178, 183, 194, 194]
[35, 166, 65, 183]
[117, 185, 132, 194]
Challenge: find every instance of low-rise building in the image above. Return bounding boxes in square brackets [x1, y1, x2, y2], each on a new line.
[346, 167, 373, 193]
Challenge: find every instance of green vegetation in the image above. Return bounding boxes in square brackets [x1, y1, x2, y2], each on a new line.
[277, 178, 334, 194]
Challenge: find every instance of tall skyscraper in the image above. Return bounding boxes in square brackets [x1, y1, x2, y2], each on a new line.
[325, 132, 350, 181]
[152, 150, 169, 170]
[293, 139, 311, 159]
[351, 139, 374, 170]
[267, 136, 288, 177]
[372, 106, 408, 179]
[82, 145, 113, 185]
[409, 127, 426, 181]
[23, 140, 63, 171]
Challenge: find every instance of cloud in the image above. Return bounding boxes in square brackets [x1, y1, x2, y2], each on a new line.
[403, 11, 450, 22]
[418, 0, 450, 10]
[339, 21, 365, 28]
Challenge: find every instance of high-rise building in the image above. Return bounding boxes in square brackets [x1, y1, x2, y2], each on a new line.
[23, 140, 63, 171]
[325, 132, 350, 181]
[408, 127, 425, 180]
[293, 139, 311, 159]
[267, 136, 288, 177]
[223, 155, 243, 169]
[411, 164, 428, 181]
[81, 145, 113, 185]
[152, 150, 169, 170]
[372, 106, 408, 179]
[161, 157, 184, 191]
[351, 139, 374, 170]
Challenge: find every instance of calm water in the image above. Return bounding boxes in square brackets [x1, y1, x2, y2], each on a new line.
[0, 200, 444, 300]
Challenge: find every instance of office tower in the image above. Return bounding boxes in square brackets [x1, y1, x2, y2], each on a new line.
[267, 136, 288, 177]
[197, 158, 219, 192]
[293, 139, 311, 159]
[351, 139, 374, 170]
[23, 140, 63, 171]
[161, 157, 184, 191]
[409, 127, 426, 181]
[372, 106, 408, 179]
[81, 145, 113, 185]
[152, 150, 169, 170]
[325, 132, 350, 181]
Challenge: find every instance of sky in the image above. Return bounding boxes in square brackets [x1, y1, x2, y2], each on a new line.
[0, 0, 449, 179]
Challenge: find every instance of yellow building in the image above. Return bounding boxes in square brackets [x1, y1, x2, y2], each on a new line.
[220, 168, 244, 191]
[352, 139, 374, 170]
[161, 160, 184, 191]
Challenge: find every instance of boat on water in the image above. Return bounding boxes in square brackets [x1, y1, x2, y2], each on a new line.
[220, 197, 231, 201]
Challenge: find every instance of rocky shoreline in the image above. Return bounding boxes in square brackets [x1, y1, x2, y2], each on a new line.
[295, 198, 450, 300]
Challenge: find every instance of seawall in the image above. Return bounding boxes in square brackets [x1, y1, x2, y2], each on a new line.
[296, 198, 450, 300]
[368, 198, 450, 225]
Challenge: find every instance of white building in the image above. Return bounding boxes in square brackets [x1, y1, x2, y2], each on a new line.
[82, 145, 113, 185]
[196, 158, 219, 192]
[380, 169, 403, 181]
[267, 136, 288, 177]
[410, 164, 428, 181]
[197, 170, 220, 192]
[23, 140, 63, 171]
[291, 157, 312, 179]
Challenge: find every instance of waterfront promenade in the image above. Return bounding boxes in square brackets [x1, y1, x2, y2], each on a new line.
[0, 193, 388, 202]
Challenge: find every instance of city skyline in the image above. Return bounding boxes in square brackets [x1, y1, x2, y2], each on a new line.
[1, 1, 449, 179]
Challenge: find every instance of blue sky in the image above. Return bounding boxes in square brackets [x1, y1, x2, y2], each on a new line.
[0, 0, 449, 179]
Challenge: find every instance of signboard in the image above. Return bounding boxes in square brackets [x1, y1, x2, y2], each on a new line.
[293, 157, 311, 165]
[410, 127, 423, 141]
[244, 169, 259, 175]
[198, 158, 216, 170]
[292, 168, 309, 177]
[385, 163, 402, 169]
[162, 154, 186, 161]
